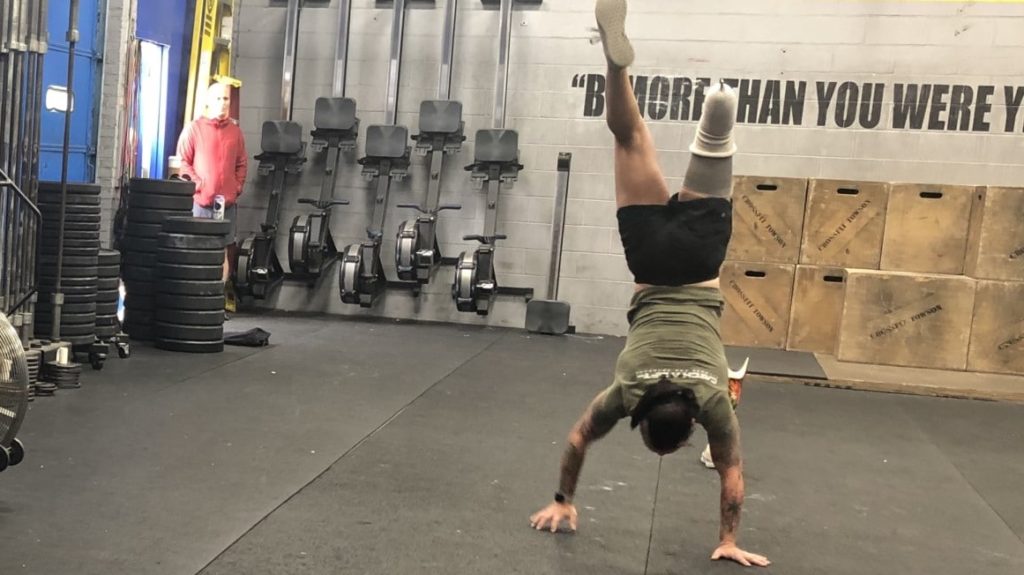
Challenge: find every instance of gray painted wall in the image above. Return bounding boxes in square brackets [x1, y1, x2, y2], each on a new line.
[97, 0, 135, 246]
[230, 0, 1024, 336]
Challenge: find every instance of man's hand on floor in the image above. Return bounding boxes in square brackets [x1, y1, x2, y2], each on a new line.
[711, 541, 771, 567]
[529, 501, 578, 533]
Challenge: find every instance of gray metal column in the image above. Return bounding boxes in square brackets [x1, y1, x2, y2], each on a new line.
[385, 0, 407, 125]
[437, 0, 458, 100]
[332, 0, 352, 98]
[492, 0, 513, 129]
[280, 0, 302, 120]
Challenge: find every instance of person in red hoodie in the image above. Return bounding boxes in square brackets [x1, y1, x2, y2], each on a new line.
[177, 80, 248, 297]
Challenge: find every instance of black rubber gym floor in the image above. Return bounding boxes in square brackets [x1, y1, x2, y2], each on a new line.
[1, 314, 1022, 574]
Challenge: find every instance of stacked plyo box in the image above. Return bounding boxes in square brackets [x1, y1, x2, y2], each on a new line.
[834, 183, 980, 371]
[719, 176, 806, 349]
[721, 171, 1024, 376]
[962, 187, 1024, 375]
[788, 179, 889, 355]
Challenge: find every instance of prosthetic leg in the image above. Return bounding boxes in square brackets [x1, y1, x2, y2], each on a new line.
[683, 81, 738, 199]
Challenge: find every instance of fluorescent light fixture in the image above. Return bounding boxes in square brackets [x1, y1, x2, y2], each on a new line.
[45, 86, 74, 113]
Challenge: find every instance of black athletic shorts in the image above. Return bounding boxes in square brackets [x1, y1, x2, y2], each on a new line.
[616, 195, 732, 286]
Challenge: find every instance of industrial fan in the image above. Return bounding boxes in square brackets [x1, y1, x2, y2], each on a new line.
[0, 312, 28, 472]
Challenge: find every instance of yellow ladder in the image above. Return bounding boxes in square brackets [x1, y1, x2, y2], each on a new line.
[184, 0, 241, 122]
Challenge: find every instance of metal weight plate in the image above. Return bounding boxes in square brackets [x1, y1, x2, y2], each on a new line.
[154, 323, 224, 342]
[156, 263, 223, 281]
[161, 217, 231, 236]
[156, 248, 224, 266]
[153, 338, 224, 354]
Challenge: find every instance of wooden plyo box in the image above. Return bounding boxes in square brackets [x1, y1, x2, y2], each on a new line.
[879, 183, 978, 275]
[965, 186, 1024, 281]
[800, 179, 888, 269]
[726, 176, 808, 265]
[721, 262, 796, 349]
[786, 265, 847, 354]
[967, 280, 1024, 375]
[837, 270, 976, 370]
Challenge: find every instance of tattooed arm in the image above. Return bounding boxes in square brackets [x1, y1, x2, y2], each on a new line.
[559, 391, 620, 500]
[530, 391, 621, 532]
[709, 420, 744, 544]
[707, 411, 770, 567]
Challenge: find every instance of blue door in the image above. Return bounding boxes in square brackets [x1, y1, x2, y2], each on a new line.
[39, 0, 103, 183]
[136, 1, 195, 180]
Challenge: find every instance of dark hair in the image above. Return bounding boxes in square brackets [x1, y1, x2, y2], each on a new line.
[630, 377, 701, 452]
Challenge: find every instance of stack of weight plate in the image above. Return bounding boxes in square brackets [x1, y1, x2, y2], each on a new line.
[34, 182, 100, 346]
[95, 249, 121, 340]
[41, 360, 83, 390]
[25, 348, 42, 401]
[154, 217, 229, 353]
[121, 178, 195, 341]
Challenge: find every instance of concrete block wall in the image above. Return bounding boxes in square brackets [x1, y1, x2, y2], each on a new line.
[95, 0, 136, 247]
[230, 0, 1024, 337]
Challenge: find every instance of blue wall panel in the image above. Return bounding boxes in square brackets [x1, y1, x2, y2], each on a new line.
[39, 0, 102, 184]
[136, 1, 194, 177]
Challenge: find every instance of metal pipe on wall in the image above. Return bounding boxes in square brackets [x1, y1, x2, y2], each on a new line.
[29, 0, 45, 201]
[438, 0, 458, 100]
[385, 0, 407, 125]
[15, 0, 27, 189]
[9, 0, 24, 187]
[332, 0, 352, 98]
[1, 0, 15, 174]
[18, 0, 36, 192]
[52, 0, 80, 340]
[492, 0, 513, 130]
[0, 0, 15, 312]
[280, 0, 301, 121]
[27, 0, 46, 315]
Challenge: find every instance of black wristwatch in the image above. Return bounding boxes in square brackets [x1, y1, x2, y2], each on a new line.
[554, 491, 567, 504]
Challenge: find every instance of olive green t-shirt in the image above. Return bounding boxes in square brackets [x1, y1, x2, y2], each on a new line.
[592, 285, 737, 438]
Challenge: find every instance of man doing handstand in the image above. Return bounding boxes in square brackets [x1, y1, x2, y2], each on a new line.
[529, 0, 770, 567]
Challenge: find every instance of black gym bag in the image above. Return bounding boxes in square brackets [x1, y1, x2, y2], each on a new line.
[223, 328, 271, 347]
